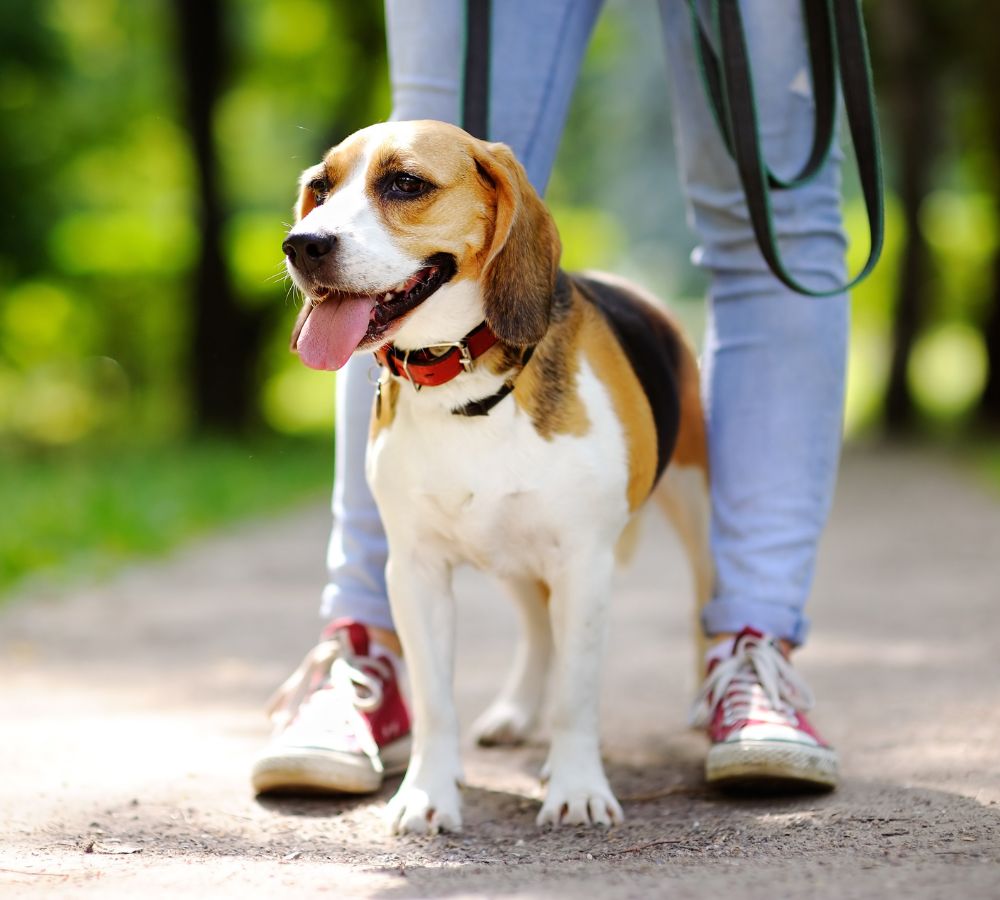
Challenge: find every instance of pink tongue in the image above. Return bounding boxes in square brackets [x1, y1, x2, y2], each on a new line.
[295, 296, 376, 371]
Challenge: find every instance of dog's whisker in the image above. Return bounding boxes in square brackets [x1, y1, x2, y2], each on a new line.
[284, 284, 304, 307]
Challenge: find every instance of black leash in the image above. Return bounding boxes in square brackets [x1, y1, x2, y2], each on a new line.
[462, 0, 884, 297]
[462, 0, 491, 140]
[689, 0, 884, 296]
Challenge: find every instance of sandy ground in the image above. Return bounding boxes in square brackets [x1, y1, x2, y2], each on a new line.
[1, 447, 999, 899]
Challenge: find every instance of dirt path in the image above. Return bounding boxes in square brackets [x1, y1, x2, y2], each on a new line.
[2, 448, 998, 898]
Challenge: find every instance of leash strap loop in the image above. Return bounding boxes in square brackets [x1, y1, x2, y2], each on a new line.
[690, 0, 884, 296]
[459, 0, 882, 295]
[694, 0, 837, 191]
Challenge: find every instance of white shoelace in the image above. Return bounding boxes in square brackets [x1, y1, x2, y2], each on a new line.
[689, 634, 815, 729]
[267, 637, 393, 772]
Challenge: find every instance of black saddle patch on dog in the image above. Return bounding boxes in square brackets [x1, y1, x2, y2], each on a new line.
[573, 273, 682, 485]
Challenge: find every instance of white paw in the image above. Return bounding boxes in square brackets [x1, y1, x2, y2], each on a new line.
[472, 700, 537, 746]
[537, 773, 624, 828]
[385, 773, 463, 835]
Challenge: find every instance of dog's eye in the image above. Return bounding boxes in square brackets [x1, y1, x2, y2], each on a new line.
[309, 178, 330, 206]
[389, 173, 427, 196]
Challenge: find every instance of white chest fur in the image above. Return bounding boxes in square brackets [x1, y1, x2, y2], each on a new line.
[367, 359, 632, 579]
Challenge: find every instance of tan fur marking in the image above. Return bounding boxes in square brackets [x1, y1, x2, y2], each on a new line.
[323, 139, 365, 194]
[576, 299, 659, 511]
[653, 466, 713, 673]
[482, 342, 526, 377]
[356, 124, 496, 287]
[507, 283, 662, 510]
[614, 512, 644, 566]
[511, 297, 589, 439]
[297, 185, 317, 221]
[671, 347, 708, 473]
[295, 140, 366, 223]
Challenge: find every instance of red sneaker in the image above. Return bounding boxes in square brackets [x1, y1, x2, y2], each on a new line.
[251, 620, 411, 795]
[691, 627, 838, 790]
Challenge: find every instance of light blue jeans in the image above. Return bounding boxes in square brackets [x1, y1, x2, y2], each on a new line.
[321, 0, 849, 647]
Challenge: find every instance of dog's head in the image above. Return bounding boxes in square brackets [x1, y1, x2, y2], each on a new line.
[284, 121, 561, 370]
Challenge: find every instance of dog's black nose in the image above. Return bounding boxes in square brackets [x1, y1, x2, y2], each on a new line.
[282, 233, 335, 269]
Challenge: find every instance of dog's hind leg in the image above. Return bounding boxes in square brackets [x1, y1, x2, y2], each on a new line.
[472, 577, 552, 747]
[654, 461, 713, 677]
[653, 340, 714, 678]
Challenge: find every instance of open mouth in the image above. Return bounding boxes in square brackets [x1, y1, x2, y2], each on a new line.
[293, 253, 457, 371]
[360, 253, 456, 344]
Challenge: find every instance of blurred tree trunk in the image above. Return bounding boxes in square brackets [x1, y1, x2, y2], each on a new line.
[875, 0, 939, 435]
[980, 240, 1000, 427]
[976, 17, 1000, 427]
[175, 0, 262, 433]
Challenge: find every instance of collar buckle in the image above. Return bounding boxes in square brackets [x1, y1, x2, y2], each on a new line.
[425, 340, 474, 372]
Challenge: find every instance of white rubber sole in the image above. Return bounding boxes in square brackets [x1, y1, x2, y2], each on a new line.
[251, 734, 412, 796]
[706, 739, 839, 791]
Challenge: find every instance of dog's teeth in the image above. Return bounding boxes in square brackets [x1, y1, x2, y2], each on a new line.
[384, 293, 393, 302]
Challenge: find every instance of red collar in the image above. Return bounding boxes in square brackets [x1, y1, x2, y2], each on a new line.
[374, 322, 499, 387]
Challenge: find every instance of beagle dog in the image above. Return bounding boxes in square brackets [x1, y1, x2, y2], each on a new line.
[283, 120, 711, 835]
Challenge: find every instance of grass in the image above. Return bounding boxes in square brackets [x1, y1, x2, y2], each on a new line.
[0, 436, 334, 600]
[5, 430, 998, 605]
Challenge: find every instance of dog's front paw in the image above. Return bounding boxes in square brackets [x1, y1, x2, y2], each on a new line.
[537, 769, 624, 828]
[385, 771, 463, 835]
[471, 700, 537, 747]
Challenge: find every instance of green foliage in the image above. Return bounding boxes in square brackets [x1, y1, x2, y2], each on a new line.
[3, 0, 1000, 591]
[0, 437, 332, 598]
[843, 181, 998, 434]
[0, 0, 386, 448]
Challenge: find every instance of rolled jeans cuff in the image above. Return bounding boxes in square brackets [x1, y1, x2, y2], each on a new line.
[321, 584, 396, 633]
[701, 598, 811, 646]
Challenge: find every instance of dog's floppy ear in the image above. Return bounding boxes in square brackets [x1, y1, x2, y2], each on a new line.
[473, 142, 561, 346]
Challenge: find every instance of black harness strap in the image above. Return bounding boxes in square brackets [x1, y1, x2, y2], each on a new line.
[451, 346, 534, 418]
[452, 382, 515, 418]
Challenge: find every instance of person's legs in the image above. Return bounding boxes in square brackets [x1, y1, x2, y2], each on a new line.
[319, 357, 393, 632]
[254, 0, 604, 795]
[660, 0, 848, 646]
[659, 0, 847, 788]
